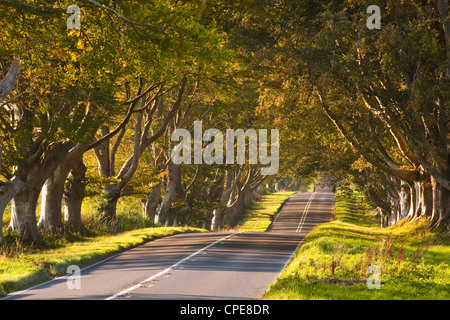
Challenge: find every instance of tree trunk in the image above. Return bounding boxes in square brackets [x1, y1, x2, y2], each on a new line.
[8, 182, 42, 241]
[64, 159, 87, 231]
[435, 0, 450, 78]
[101, 185, 119, 225]
[0, 176, 25, 242]
[211, 169, 242, 231]
[141, 182, 161, 221]
[174, 204, 191, 226]
[211, 208, 225, 231]
[37, 143, 89, 233]
[165, 206, 180, 227]
[379, 207, 390, 228]
[367, 187, 391, 227]
[0, 59, 20, 103]
[407, 182, 420, 220]
[412, 179, 433, 220]
[399, 181, 410, 220]
[37, 167, 69, 233]
[430, 176, 450, 232]
[223, 187, 256, 227]
[155, 161, 182, 226]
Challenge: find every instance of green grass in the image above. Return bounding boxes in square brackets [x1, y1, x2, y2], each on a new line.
[237, 182, 314, 232]
[237, 192, 296, 232]
[0, 226, 207, 296]
[262, 190, 450, 300]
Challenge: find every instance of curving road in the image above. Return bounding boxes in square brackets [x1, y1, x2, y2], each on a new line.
[3, 188, 335, 300]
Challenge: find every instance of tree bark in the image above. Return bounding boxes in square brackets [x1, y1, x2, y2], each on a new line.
[0, 59, 20, 103]
[399, 181, 411, 220]
[64, 159, 87, 231]
[37, 143, 89, 233]
[0, 176, 25, 242]
[141, 182, 161, 221]
[101, 185, 120, 225]
[410, 178, 433, 221]
[211, 169, 241, 231]
[367, 187, 391, 227]
[155, 161, 182, 226]
[430, 176, 450, 232]
[5, 136, 76, 239]
[435, 0, 450, 78]
[8, 181, 42, 241]
[37, 166, 68, 233]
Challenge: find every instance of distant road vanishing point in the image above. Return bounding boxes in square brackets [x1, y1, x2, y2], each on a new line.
[3, 187, 335, 300]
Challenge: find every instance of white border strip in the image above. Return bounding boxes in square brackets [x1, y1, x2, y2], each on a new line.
[1, 238, 152, 300]
[104, 232, 242, 300]
[1, 232, 236, 300]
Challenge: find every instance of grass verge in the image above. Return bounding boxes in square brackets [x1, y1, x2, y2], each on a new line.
[261, 190, 450, 300]
[0, 226, 207, 297]
[237, 192, 296, 232]
[237, 182, 314, 232]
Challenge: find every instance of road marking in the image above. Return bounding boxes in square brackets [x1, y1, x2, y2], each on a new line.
[296, 192, 315, 233]
[105, 232, 242, 300]
[1, 232, 199, 300]
[278, 193, 316, 280]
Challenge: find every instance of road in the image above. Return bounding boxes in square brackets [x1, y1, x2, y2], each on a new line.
[3, 188, 335, 300]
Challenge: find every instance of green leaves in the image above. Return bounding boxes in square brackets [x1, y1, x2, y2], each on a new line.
[0, 0, 233, 175]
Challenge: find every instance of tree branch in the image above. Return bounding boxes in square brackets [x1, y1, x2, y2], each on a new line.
[316, 89, 420, 183]
[87, 81, 163, 151]
[0, 59, 20, 103]
[81, 0, 191, 38]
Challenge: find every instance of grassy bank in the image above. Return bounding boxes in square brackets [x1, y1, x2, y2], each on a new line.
[237, 182, 314, 232]
[237, 192, 296, 232]
[262, 190, 450, 300]
[0, 226, 206, 296]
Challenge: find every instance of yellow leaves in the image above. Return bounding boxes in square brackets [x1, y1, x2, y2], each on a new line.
[76, 39, 85, 50]
[70, 52, 78, 62]
[67, 29, 79, 37]
[159, 170, 168, 178]
[350, 156, 373, 172]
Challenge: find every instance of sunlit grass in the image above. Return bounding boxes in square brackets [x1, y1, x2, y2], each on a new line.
[237, 182, 314, 232]
[237, 192, 295, 232]
[262, 190, 450, 300]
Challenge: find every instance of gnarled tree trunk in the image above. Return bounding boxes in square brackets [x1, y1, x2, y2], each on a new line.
[141, 182, 161, 221]
[155, 161, 182, 226]
[430, 176, 450, 232]
[64, 159, 87, 231]
[0, 176, 25, 242]
[37, 167, 68, 233]
[8, 181, 42, 240]
[38, 144, 89, 233]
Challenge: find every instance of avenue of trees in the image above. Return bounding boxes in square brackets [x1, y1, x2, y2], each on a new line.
[0, 0, 448, 243]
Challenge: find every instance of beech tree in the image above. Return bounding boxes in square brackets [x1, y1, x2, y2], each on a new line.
[93, 77, 189, 224]
[250, 0, 449, 230]
[0, 0, 230, 240]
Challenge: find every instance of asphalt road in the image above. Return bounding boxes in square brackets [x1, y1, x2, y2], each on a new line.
[3, 188, 335, 300]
